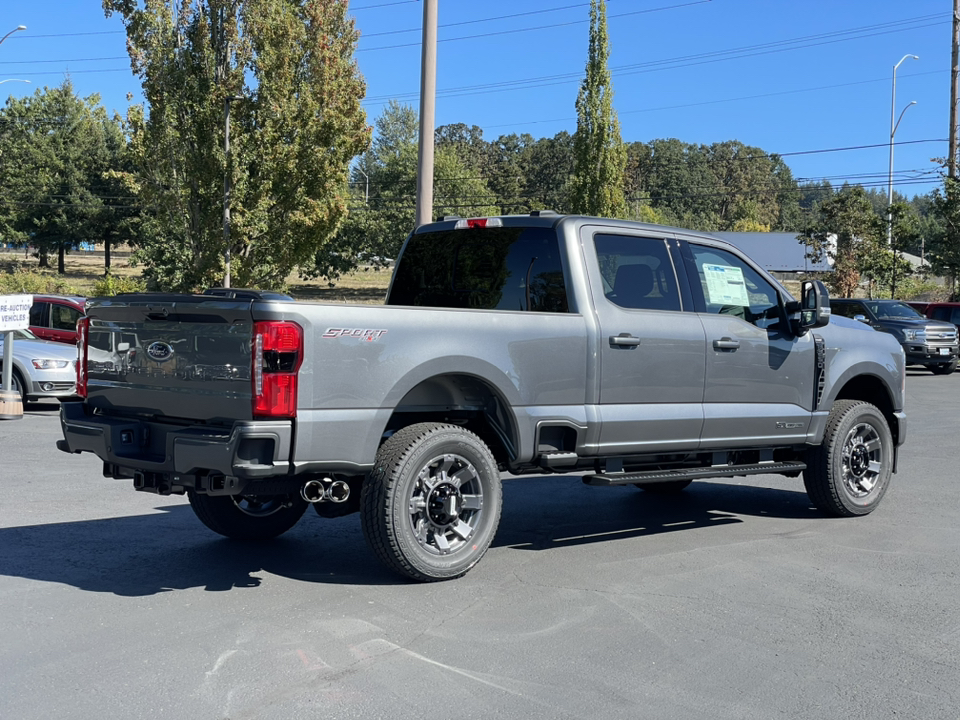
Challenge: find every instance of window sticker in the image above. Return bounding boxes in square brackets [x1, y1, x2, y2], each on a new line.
[702, 263, 750, 306]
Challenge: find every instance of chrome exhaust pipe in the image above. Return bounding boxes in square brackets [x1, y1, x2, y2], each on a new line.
[300, 479, 326, 503]
[327, 479, 350, 503]
[301, 478, 351, 504]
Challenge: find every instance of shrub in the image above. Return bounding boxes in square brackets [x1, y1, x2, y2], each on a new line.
[0, 265, 79, 295]
[92, 272, 146, 297]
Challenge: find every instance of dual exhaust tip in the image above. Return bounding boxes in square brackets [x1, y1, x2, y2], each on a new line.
[300, 478, 350, 504]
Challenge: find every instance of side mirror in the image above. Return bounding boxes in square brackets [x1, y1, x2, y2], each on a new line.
[853, 314, 869, 324]
[117, 342, 130, 352]
[789, 280, 830, 336]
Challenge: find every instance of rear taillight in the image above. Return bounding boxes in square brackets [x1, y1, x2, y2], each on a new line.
[252, 321, 303, 418]
[76, 316, 90, 398]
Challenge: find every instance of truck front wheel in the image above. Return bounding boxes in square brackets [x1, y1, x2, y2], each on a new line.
[188, 491, 308, 540]
[361, 423, 503, 582]
[803, 400, 893, 517]
[929, 358, 957, 375]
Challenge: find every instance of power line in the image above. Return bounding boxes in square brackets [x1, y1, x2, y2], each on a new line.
[364, 13, 948, 103]
[358, 0, 712, 52]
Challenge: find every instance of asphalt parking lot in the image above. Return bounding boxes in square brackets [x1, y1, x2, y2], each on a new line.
[1, 371, 958, 720]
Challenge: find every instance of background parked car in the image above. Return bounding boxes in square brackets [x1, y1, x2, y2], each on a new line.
[0, 328, 78, 404]
[28, 295, 86, 345]
[908, 301, 960, 332]
[830, 298, 959, 375]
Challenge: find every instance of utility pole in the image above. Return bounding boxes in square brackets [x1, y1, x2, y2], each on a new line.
[223, 95, 243, 288]
[414, 0, 438, 228]
[951, 0, 959, 178]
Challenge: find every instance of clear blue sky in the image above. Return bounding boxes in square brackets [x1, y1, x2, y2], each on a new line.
[1, 0, 952, 199]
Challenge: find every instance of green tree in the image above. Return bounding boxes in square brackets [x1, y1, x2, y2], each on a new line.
[526, 131, 574, 213]
[105, 0, 370, 291]
[799, 185, 888, 297]
[0, 80, 127, 274]
[570, 0, 626, 218]
[929, 176, 960, 296]
[317, 102, 497, 278]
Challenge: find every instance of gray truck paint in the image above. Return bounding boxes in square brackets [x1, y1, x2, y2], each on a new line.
[59, 215, 906, 484]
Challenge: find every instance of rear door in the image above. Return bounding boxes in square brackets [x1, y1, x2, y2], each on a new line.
[582, 228, 706, 454]
[46, 300, 83, 344]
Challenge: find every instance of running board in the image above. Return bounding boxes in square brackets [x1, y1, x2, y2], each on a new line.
[583, 461, 807, 487]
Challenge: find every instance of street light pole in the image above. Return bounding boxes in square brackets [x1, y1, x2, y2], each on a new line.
[888, 54, 919, 246]
[0, 79, 29, 85]
[0, 25, 26, 48]
[888, 54, 918, 299]
[355, 166, 369, 204]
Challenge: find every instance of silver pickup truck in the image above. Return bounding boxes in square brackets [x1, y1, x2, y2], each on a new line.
[58, 213, 907, 581]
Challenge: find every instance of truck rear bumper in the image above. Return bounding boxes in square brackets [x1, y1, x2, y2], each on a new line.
[57, 400, 293, 481]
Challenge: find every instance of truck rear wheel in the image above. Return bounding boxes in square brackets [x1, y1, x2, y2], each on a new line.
[188, 491, 308, 540]
[361, 422, 502, 582]
[803, 400, 893, 517]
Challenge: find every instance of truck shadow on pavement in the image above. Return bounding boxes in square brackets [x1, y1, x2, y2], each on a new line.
[0, 477, 819, 594]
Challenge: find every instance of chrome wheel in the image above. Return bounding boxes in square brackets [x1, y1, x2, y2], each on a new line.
[361, 423, 503, 581]
[840, 422, 884, 498]
[803, 400, 893, 517]
[408, 453, 484, 556]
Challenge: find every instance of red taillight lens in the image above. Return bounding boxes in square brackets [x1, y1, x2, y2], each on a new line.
[252, 321, 303, 418]
[76, 316, 90, 398]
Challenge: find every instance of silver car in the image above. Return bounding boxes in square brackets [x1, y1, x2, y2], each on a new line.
[0, 329, 77, 404]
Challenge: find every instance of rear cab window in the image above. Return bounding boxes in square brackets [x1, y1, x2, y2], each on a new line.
[388, 226, 570, 312]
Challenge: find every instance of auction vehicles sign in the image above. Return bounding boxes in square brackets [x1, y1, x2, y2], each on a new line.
[0, 295, 32, 332]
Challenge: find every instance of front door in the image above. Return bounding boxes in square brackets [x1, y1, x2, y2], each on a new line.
[681, 241, 815, 448]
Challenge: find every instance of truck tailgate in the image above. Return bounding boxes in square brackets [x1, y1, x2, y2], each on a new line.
[83, 295, 257, 423]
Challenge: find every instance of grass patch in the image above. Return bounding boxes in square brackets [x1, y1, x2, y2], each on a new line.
[0, 249, 391, 304]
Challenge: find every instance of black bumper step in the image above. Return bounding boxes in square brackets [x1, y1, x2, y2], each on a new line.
[583, 461, 807, 487]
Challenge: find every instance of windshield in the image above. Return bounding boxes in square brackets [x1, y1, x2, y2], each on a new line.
[868, 301, 924, 320]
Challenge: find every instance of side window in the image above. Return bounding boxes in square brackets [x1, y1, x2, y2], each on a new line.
[594, 234, 681, 311]
[687, 244, 781, 330]
[29, 302, 49, 327]
[52, 304, 82, 331]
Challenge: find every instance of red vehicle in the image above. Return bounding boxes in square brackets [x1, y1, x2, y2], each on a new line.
[28, 295, 86, 345]
[909, 301, 960, 330]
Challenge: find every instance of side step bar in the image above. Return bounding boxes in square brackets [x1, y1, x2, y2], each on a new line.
[583, 461, 807, 487]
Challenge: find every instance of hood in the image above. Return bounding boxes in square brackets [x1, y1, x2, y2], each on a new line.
[0, 336, 79, 363]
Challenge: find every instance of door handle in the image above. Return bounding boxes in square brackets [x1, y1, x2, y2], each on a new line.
[713, 337, 740, 350]
[610, 333, 641, 347]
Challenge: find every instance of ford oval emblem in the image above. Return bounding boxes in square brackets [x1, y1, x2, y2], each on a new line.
[146, 341, 174, 362]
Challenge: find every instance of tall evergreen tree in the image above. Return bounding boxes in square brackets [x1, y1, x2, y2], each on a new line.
[570, 0, 626, 218]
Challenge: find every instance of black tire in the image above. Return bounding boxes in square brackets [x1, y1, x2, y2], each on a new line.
[187, 491, 308, 540]
[929, 358, 957, 375]
[7, 369, 26, 405]
[636, 479, 693, 493]
[360, 422, 503, 582]
[803, 399, 893, 517]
